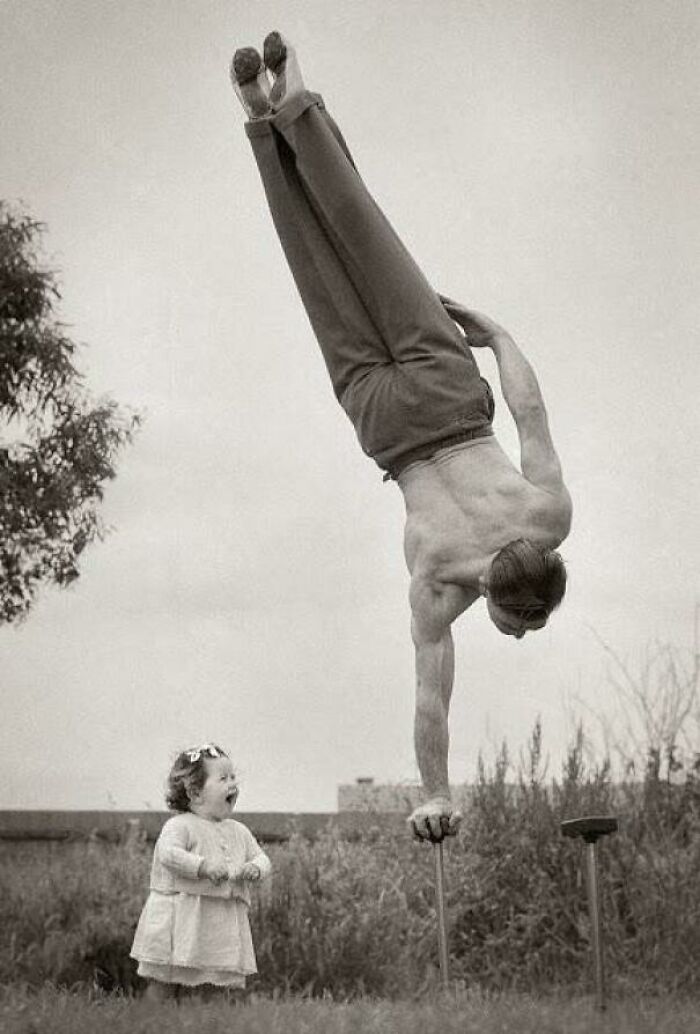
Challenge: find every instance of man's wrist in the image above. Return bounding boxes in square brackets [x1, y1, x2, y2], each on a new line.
[423, 791, 451, 805]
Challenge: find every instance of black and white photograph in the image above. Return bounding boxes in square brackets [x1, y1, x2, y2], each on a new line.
[1, 1, 698, 1030]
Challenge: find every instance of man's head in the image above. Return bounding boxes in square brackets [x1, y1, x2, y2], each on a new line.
[484, 539, 566, 638]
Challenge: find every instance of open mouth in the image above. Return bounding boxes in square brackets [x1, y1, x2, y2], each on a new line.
[226, 791, 238, 805]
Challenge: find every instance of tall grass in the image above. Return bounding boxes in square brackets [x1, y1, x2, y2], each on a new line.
[2, 719, 699, 998]
[2, 984, 698, 1034]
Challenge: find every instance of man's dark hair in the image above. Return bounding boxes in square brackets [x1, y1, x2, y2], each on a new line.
[489, 539, 566, 620]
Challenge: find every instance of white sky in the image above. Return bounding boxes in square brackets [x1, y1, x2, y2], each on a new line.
[1, 0, 698, 812]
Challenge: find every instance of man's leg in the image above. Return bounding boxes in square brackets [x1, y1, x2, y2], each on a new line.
[264, 91, 468, 370]
[245, 113, 390, 404]
[234, 38, 492, 474]
[244, 40, 492, 473]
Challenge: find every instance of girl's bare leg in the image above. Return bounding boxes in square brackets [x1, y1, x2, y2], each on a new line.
[143, 980, 179, 1003]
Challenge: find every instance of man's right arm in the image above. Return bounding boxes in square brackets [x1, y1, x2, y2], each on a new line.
[408, 576, 469, 841]
[411, 613, 453, 802]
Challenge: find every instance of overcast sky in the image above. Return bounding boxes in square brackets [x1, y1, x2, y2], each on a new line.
[1, 0, 698, 813]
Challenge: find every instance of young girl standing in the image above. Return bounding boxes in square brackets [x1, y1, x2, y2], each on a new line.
[131, 744, 271, 998]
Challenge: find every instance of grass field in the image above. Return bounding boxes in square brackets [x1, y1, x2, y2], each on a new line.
[2, 723, 699, 1024]
[2, 985, 699, 1034]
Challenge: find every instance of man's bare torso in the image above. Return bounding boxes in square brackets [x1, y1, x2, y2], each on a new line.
[399, 436, 571, 627]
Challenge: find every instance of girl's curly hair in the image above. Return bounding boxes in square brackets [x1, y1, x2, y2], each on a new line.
[165, 744, 228, 812]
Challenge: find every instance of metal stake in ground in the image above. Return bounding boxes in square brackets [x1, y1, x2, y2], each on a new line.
[561, 815, 619, 1012]
[433, 840, 450, 990]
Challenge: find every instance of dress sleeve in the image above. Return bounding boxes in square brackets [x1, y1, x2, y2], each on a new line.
[156, 818, 205, 879]
[242, 824, 272, 879]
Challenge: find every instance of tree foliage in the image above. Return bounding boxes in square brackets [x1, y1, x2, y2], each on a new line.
[0, 202, 139, 623]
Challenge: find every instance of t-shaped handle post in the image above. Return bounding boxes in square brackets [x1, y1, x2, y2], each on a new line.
[561, 815, 619, 1011]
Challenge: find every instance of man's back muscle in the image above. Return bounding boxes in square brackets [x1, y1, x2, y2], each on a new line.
[400, 437, 570, 594]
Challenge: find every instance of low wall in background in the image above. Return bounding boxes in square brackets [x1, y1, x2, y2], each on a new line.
[0, 809, 406, 843]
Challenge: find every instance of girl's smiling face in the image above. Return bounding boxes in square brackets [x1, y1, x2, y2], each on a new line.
[189, 756, 239, 821]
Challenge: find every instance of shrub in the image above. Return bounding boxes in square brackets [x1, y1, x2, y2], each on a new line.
[2, 723, 700, 997]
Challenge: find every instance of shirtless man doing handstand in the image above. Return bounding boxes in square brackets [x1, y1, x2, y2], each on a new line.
[230, 34, 572, 842]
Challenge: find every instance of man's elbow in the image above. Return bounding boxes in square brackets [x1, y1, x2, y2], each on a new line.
[557, 489, 573, 538]
[415, 681, 445, 720]
[411, 613, 444, 648]
[515, 398, 548, 429]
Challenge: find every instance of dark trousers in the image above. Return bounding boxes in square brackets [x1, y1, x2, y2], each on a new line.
[245, 91, 493, 478]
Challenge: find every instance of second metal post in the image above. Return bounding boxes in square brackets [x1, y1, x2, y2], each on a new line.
[585, 840, 605, 1011]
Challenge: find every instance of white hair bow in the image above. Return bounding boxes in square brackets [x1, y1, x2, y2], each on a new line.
[186, 744, 223, 763]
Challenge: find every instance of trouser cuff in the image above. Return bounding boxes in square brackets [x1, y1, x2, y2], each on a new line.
[245, 91, 324, 138]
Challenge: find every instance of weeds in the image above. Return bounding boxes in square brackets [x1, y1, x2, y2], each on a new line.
[1, 984, 698, 1034]
[2, 719, 700, 998]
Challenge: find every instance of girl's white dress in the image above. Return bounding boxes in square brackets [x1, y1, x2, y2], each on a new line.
[131, 812, 271, 987]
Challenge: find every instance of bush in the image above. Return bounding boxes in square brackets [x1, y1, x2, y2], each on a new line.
[2, 723, 700, 998]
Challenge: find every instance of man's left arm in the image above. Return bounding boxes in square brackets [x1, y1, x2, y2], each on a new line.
[490, 334, 568, 497]
[438, 297, 568, 498]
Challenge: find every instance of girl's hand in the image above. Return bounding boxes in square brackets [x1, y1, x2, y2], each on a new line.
[200, 860, 229, 885]
[438, 295, 510, 348]
[239, 862, 261, 882]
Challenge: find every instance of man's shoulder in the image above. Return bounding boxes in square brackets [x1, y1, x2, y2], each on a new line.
[530, 482, 572, 543]
[409, 566, 479, 640]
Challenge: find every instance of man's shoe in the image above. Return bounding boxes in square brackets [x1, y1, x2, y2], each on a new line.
[230, 47, 272, 119]
[263, 31, 305, 109]
[262, 31, 287, 75]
